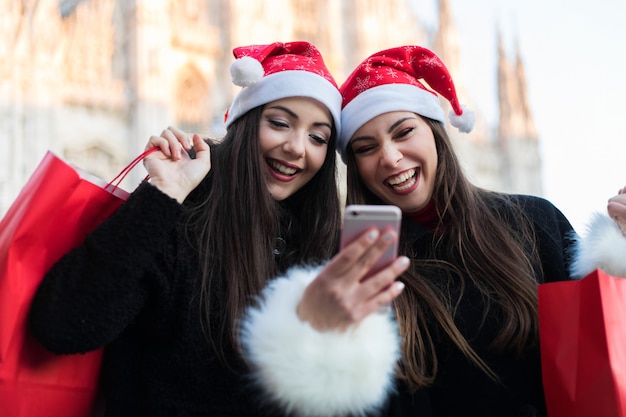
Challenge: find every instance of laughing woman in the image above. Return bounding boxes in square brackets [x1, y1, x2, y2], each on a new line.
[333, 45, 626, 417]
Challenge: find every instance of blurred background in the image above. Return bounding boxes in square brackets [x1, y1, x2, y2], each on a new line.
[1, 0, 624, 231]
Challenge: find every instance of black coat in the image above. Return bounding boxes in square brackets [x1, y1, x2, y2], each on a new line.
[384, 194, 576, 417]
[29, 183, 282, 417]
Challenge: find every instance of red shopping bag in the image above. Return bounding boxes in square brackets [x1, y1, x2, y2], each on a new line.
[539, 269, 626, 417]
[0, 149, 154, 417]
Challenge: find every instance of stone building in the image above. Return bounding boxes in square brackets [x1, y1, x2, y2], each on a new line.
[0, 0, 540, 216]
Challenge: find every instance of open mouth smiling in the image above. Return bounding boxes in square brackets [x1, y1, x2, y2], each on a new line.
[385, 168, 418, 192]
[268, 158, 301, 177]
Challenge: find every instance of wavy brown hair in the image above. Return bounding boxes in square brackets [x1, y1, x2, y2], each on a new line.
[345, 116, 540, 391]
[184, 105, 341, 368]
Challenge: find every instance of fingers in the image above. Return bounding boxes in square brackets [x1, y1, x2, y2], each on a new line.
[322, 227, 378, 277]
[328, 227, 399, 281]
[307, 257, 407, 330]
[349, 257, 408, 321]
[362, 256, 410, 298]
[191, 133, 211, 161]
[301, 229, 408, 329]
[608, 201, 626, 218]
[608, 187, 626, 237]
[146, 126, 193, 159]
[608, 186, 626, 217]
[608, 200, 626, 234]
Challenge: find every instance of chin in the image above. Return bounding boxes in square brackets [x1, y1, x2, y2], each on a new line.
[268, 188, 292, 201]
[270, 193, 288, 201]
[393, 198, 428, 214]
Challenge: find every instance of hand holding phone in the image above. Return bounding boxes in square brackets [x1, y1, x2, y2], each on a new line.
[297, 204, 406, 331]
[340, 205, 402, 275]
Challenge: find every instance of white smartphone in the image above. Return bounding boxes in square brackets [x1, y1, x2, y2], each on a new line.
[340, 204, 402, 275]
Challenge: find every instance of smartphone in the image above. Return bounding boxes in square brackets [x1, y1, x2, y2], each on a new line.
[340, 204, 402, 275]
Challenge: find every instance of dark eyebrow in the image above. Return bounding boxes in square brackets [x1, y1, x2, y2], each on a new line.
[350, 116, 416, 145]
[267, 105, 297, 118]
[266, 105, 332, 130]
[388, 116, 415, 133]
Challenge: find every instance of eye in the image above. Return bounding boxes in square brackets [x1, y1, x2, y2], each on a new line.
[352, 144, 376, 155]
[309, 133, 329, 145]
[268, 118, 289, 129]
[394, 127, 414, 139]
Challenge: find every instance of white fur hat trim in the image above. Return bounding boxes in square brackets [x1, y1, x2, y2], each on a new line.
[339, 83, 444, 161]
[225, 70, 342, 130]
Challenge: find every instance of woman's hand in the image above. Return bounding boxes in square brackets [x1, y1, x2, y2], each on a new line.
[297, 227, 408, 332]
[143, 126, 212, 203]
[608, 185, 626, 236]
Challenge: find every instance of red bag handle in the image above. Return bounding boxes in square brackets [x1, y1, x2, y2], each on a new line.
[105, 147, 159, 192]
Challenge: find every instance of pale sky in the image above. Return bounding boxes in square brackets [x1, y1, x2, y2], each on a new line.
[411, 0, 626, 232]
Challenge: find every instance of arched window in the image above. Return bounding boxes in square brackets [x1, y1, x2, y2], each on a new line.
[175, 64, 210, 135]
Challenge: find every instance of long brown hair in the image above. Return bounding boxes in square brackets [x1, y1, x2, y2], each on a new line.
[346, 117, 540, 391]
[184, 105, 342, 367]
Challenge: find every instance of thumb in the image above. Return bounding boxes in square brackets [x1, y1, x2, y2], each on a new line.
[192, 134, 211, 160]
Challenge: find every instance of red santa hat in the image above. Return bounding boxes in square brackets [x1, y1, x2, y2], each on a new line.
[338, 45, 474, 159]
[225, 41, 342, 130]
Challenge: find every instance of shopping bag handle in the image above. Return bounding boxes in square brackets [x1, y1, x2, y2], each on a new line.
[106, 147, 159, 192]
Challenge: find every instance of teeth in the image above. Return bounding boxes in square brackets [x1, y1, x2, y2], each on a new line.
[388, 169, 416, 185]
[391, 176, 416, 191]
[269, 160, 297, 175]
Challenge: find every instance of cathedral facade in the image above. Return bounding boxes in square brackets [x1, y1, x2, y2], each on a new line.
[0, 0, 541, 216]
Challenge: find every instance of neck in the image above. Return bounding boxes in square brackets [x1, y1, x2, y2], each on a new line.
[403, 199, 439, 232]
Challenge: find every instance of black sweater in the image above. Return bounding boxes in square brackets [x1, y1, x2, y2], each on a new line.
[29, 182, 282, 417]
[384, 194, 576, 417]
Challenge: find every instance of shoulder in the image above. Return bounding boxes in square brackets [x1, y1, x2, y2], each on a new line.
[489, 192, 576, 254]
[492, 193, 572, 229]
[504, 194, 561, 214]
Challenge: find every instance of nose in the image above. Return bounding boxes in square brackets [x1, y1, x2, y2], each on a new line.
[380, 145, 402, 167]
[282, 131, 306, 157]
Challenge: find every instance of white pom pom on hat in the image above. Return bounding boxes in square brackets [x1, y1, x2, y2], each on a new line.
[230, 56, 265, 87]
[449, 104, 475, 133]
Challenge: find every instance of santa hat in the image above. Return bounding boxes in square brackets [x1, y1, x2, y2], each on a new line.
[338, 45, 474, 159]
[224, 41, 341, 130]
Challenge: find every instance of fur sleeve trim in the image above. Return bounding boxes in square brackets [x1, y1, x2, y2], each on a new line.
[240, 264, 400, 417]
[570, 213, 626, 278]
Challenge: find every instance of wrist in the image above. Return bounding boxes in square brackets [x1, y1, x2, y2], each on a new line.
[148, 180, 187, 204]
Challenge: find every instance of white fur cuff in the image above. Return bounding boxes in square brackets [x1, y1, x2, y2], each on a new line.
[570, 213, 626, 278]
[240, 264, 400, 417]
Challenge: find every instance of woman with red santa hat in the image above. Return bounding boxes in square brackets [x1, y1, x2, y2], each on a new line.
[325, 44, 626, 417]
